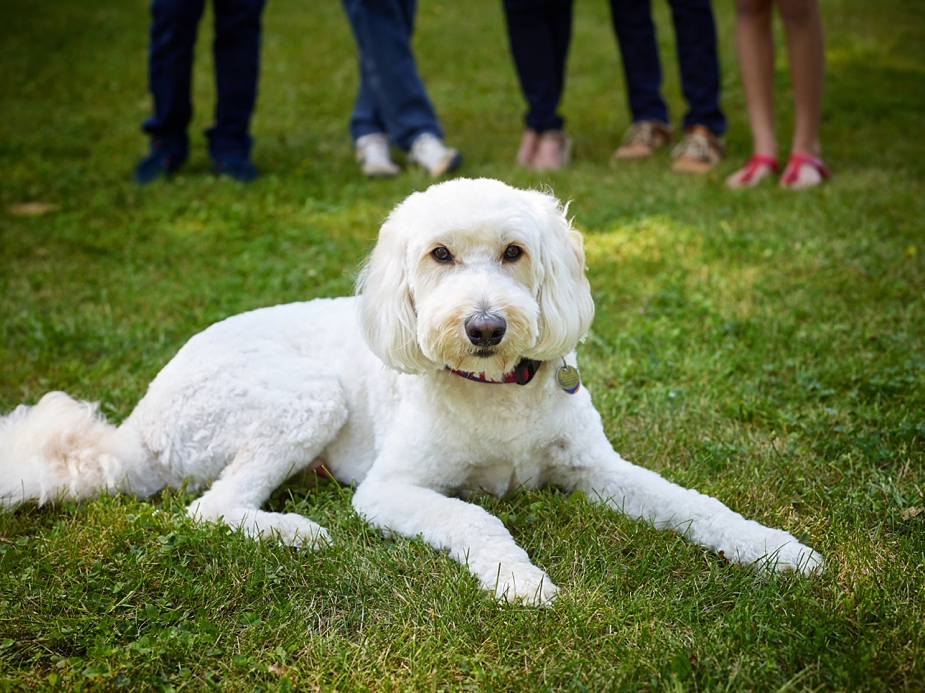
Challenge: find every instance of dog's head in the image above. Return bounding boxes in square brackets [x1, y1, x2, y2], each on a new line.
[357, 178, 594, 379]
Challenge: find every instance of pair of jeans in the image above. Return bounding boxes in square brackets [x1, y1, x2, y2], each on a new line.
[502, 0, 574, 134]
[342, 0, 443, 151]
[609, 0, 726, 135]
[142, 0, 266, 158]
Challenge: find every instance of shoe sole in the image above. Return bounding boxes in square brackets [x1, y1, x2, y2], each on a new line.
[671, 158, 718, 174]
[426, 151, 462, 178]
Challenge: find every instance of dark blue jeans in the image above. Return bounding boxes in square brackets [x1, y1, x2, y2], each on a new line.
[609, 0, 725, 135]
[502, 0, 573, 133]
[142, 0, 266, 158]
[342, 0, 443, 151]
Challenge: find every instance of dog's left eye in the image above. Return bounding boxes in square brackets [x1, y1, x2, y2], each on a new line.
[503, 245, 523, 262]
[431, 246, 453, 263]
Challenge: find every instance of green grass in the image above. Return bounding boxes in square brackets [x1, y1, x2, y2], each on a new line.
[1, 0, 923, 690]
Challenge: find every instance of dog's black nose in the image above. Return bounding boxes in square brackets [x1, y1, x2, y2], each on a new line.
[465, 313, 507, 347]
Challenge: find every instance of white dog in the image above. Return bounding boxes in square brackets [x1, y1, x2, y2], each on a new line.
[0, 178, 822, 604]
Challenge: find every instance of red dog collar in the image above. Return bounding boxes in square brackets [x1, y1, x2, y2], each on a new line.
[447, 358, 540, 386]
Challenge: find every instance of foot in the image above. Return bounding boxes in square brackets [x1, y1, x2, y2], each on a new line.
[187, 502, 332, 550]
[726, 154, 779, 189]
[134, 140, 187, 185]
[532, 130, 571, 172]
[671, 125, 725, 174]
[356, 133, 400, 178]
[516, 129, 539, 167]
[780, 152, 830, 190]
[212, 153, 258, 182]
[408, 133, 462, 178]
[483, 562, 559, 606]
[613, 120, 671, 160]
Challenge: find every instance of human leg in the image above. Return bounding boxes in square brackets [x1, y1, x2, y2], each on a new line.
[502, 0, 573, 168]
[348, 71, 400, 177]
[210, 0, 266, 156]
[209, 0, 265, 180]
[668, 0, 725, 135]
[665, 0, 726, 172]
[777, 0, 827, 188]
[608, 0, 672, 159]
[726, 0, 778, 187]
[342, 0, 443, 151]
[502, 0, 572, 135]
[608, 0, 669, 126]
[136, 0, 205, 183]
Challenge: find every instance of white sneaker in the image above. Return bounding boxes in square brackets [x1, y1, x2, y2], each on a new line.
[355, 133, 400, 178]
[408, 133, 462, 178]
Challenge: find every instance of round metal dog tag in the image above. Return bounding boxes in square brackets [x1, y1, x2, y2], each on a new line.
[556, 364, 581, 394]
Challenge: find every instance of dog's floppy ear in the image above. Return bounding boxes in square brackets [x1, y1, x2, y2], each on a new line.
[527, 191, 595, 359]
[356, 205, 435, 374]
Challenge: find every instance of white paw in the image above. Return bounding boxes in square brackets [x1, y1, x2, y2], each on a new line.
[733, 528, 824, 576]
[485, 562, 559, 606]
[763, 541, 825, 576]
[187, 502, 332, 551]
[265, 512, 332, 550]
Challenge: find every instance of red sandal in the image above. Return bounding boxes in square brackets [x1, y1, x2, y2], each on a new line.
[726, 154, 778, 188]
[781, 153, 831, 189]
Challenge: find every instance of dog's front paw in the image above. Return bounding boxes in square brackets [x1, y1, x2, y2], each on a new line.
[732, 528, 824, 576]
[762, 540, 824, 576]
[486, 562, 559, 606]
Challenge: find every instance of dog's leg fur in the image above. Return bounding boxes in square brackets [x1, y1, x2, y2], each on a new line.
[178, 386, 349, 550]
[556, 437, 824, 574]
[187, 443, 333, 550]
[352, 478, 559, 605]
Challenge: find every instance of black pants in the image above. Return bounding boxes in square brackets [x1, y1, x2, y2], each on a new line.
[610, 0, 725, 134]
[502, 0, 726, 135]
[502, 0, 573, 133]
[142, 0, 266, 158]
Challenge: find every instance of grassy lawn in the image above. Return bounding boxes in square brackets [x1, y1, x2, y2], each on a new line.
[1, 0, 923, 690]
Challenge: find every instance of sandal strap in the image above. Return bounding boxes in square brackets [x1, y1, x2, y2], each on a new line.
[739, 154, 779, 182]
[782, 153, 831, 184]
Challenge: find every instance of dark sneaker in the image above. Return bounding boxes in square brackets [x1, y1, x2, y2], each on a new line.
[134, 141, 187, 184]
[212, 153, 258, 182]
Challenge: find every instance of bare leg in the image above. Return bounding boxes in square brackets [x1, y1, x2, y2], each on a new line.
[779, 0, 827, 188]
[727, 0, 778, 188]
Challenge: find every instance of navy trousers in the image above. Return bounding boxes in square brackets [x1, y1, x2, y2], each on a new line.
[142, 0, 266, 158]
[342, 0, 443, 151]
[502, 0, 573, 133]
[609, 0, 725, 135]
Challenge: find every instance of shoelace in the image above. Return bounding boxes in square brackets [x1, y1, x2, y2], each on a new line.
[622, 122, 656, 147]
[673, 133, 712, 161]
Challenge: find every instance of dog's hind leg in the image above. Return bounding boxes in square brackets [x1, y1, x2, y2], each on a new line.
[185, 394, 348, 550]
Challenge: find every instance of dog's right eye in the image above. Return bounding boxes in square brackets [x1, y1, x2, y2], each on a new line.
[431, 247, 453, 263]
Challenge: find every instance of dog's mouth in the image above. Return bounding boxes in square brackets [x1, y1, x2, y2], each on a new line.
[473, 348, 496, 359]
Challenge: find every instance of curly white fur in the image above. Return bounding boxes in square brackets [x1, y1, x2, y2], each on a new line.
[0, 178, 822, 604]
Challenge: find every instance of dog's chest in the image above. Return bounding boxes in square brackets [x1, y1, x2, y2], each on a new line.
[461, 460, 539, 497]
[452, 425, 561, 497]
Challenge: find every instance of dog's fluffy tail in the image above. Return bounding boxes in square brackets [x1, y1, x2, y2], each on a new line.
[0, 392, 163, 509]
